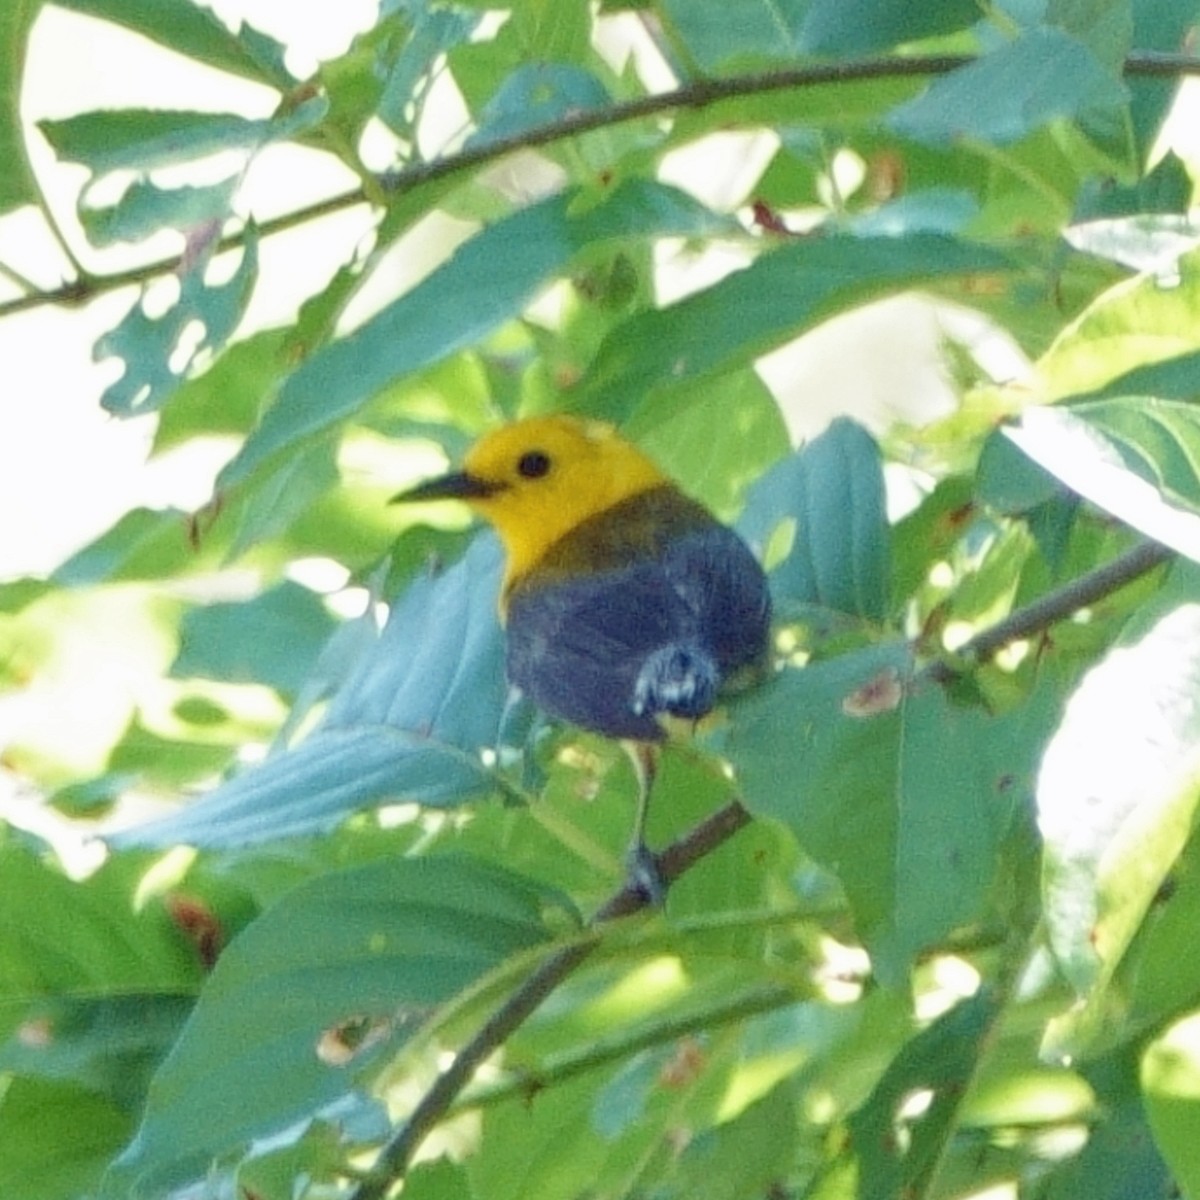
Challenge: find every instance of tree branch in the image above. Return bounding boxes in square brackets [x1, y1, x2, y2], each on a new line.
[4, 50, 1199, 319]
[346, 798, 752, 1200]
[923, 537, 1174, 682]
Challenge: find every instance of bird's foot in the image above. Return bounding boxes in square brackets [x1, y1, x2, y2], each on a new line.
[626, 840, 666, 906]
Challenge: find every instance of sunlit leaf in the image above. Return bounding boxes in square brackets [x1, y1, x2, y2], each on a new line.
[1005, 403, 1200, 562]
[113, 536, 506, 848]
[1036, 246, 1200, 401]
[1142, 1011, 1200, 1198]
[1039, 602, 1200, 1054]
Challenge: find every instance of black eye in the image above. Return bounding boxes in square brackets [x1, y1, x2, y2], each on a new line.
[517, 450, 551, 479]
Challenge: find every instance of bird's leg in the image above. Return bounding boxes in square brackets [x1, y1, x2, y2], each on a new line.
[623, 740, 664, 903]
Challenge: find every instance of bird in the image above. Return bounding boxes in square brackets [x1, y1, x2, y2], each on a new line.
[392, 414, 772, 894]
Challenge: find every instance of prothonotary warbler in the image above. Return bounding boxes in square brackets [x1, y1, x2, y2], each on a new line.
[393, 415, 771, 892]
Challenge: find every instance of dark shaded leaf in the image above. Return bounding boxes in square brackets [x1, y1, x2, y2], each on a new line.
[107, 855, 560, 1198]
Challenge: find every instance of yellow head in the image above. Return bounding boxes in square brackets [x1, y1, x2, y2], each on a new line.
[394, 415, 668, 586]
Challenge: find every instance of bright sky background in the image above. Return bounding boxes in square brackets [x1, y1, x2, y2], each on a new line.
[1, 2, 380, 580]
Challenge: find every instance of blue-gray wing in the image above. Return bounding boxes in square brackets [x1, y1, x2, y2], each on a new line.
[505, 526, 770, 741]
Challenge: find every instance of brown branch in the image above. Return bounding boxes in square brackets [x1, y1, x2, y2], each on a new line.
[923, 537, 1174, 682]
[346, 798, 751, 1200]
[4, 50, 1200, 319]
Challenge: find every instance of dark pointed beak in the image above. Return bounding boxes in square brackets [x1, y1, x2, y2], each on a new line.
[390, 471, 502, 504]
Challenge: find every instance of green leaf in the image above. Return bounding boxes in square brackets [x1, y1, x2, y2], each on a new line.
[226, 438, 341, 559]
[0, 1077, 132, 1200]
[847, 991, 1000, 1198]
[667, 1081, 798, 1200]
[0, 994, 192, 1113]
[1143, 1011, 1200, 1198]
[1068, 397, 1200, 515]
[39, 99, 325, 176]
[219, 179, 732, 486]
[0, 1, 40, 216]
[0, 842, 201, 999]
[466, 63, 609, 149]
[579, 234, 1011, 415]
[80, 176, 238, 248]
[171, 581, 338, 697]
[1127, 0, 1200, 162]
[1039, 602, 1200, 1054]
[976, 428, 1064, 515]
[51, 508, 202, 585]
[738, 419, 890, 622]
[800, 0, 980, 54]
[624, 368, 790, 518]
[1005, 403, 1200, 562]
[1047, 0, 1133, 72]
[658, 0, 803, 69]
[113, 535, 507, 848]
[722, 647, 1056, 978]
[152, 328, 288, 452]
[53, 0, 296, 88]
[107, 855, 559, 1198]
[888, 28, 1128, 148]
[1037, 246, 1200, 401]
[376, 6, 480, 137]
[1043, 1050, 1174, 1198]
[97, 229, 258, 417]
[1125, 826, 1200, 1037]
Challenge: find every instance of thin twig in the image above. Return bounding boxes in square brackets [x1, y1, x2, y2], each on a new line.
[347, 799, 751, 1200]
[4, 50, 1199, 320]
[923, 538, 1174, 682]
